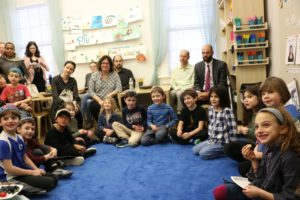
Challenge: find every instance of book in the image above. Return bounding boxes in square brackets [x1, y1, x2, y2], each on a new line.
[231, 176, 251, 189]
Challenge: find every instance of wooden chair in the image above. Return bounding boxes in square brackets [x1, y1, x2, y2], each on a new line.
[34, 110, 51, 140]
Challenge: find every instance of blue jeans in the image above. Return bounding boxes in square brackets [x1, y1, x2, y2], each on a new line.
[192, 140, 225, 160]
[141, 125, 168, 146]
[81, 93, 93, 122]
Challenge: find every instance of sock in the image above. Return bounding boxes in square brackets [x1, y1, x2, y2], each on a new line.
[213, 185, 228, 200]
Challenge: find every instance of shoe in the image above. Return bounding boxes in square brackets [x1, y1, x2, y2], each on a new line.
[103, 136, 118, 144]
[56, 160, 65, 168]
[84, 147, 97, 158]
[52, 168, 73, 179]
[116, 139, 129, 148]
[194, 139, 201, 145]
[63, 156, 84, 166]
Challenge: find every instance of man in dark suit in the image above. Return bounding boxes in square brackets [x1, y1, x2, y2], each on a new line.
[194, 44, 228, 104]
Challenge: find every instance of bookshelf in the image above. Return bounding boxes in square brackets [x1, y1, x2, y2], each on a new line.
[218, 0, 268, 120]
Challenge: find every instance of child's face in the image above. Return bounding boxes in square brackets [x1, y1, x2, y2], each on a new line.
[261, 90, 282, 108]
[103, 100, 113, 111]
[183, 95, 197, 109]
[255, 112, 282, 145]
[151, 91, 164, 105]
[0, 112, 20, 133]
[243, 91, 259, 110]
[210, 92, 220, 108]
[18, 122, 35, 140]
[124, 96, 137, 109]
[56, 114, 71, 127]
[8, 72, 20, 84]
[65, 104, 76, 118]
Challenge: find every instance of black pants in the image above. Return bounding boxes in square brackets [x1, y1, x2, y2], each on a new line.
[94, 129, 118, 141]
[15, 173, 58, 191]
[89, 101, 101, 121]
[169, 129, 208, 145]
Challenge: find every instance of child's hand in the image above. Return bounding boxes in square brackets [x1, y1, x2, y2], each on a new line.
[74, 144, 86, 154]
[31, 169, 45, 176]
[182, 132, 191, 140]
[133, 125, 144, 132]
[48, 148, 57, 158]
[242, 144, 256, 161]
[79, 129, 87, 134]
[150, 125, 159, 132]
[86, 130, 94, 139]
[177, 130, 183, 137]
[75, 137, 86, 144]
[243, 185, 262, 198]
[105, 129, 114, 137]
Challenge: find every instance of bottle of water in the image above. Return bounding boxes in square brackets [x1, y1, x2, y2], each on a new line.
[129, 77, 134, 91]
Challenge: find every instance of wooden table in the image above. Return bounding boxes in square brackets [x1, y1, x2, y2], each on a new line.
[117, 85, 171, 110]
[31, 93, 52, 114]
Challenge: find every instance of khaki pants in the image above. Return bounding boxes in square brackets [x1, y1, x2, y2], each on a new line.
[112, 122, 143, 146]
[170, 89, 184, 112]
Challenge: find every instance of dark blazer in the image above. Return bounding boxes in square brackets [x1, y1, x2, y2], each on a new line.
[194, 58, 228, 91]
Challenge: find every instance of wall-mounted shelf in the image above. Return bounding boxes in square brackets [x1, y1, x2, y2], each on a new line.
[235, 58, 269, 66]
[235, 40, 269, 50]
[234, 22, 268, 32]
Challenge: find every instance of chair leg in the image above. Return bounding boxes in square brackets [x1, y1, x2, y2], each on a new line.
[37, 116, 42, 140]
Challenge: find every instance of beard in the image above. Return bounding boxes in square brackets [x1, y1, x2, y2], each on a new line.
[203, 55, 212, 63]
[115, 64, 122, 70]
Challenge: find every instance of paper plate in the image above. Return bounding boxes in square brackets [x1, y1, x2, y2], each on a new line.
[0, 184, 23, 199]
[231, 176, 251, 189]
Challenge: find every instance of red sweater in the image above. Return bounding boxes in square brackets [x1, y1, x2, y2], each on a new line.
[25, 139, 49, 165]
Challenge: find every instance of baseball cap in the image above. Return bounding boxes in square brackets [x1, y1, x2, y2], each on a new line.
[55, 109, 71, 119]
[0, 104, 20, 117]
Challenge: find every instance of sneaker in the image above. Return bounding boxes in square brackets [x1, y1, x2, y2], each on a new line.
[194, 139, 201, 145]
[52, 168, 73, 179]
[116, 139, 129, 148]
[103, 136, 118, 144]
[63, 156, 84, 166]
[84, 147, 97, 158]
[56, 160, 65, 168]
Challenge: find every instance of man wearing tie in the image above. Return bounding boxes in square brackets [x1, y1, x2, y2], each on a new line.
[194, 44, 228, 104]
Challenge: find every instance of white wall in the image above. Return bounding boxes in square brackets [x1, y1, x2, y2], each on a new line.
[60, 0, 157, 89]
[266, 0, 300, 87]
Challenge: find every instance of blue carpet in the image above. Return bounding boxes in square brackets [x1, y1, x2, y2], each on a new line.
[32, 143, 239, 200]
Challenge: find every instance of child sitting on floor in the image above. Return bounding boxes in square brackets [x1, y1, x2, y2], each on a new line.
[213, 108, 300, 200]
[0, 105, 57, 194]
[17, 117, 73, 179]
[169, 89, 208, 145]
[45, 109, 96, 166]
[0, 67, 32, 118]
[140, 86, 178, 146]
[64, 102, 97, 146]
[95, 96, 122, 144]
[193, 86, 237, 159]
[112, 91, 147, 147]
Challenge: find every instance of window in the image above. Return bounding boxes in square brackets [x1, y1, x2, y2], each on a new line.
[167, 0, 210, 70]
[15, 3, 55, 75]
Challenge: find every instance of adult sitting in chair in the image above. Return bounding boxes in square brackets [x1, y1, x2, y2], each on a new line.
[170, 49, 194, 113]
[113, 55, 135, 91]
[194, 44, 228, 105]
[88, 55, 122, 121]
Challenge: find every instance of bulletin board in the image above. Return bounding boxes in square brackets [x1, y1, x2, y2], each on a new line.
[62, 6, 147, 63]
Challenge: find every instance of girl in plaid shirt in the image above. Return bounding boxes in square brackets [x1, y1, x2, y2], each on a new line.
[193, 86, 237, 159]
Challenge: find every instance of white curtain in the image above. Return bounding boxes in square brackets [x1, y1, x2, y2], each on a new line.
[46, 0, 65, 72]
[149, 0, 169, 85]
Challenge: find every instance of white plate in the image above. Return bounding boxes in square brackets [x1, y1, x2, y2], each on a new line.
[0, 184, 23, 199]
[231, 176, 251, 189]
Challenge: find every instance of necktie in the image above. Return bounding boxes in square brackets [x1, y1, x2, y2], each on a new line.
[205, 64, 210, 92]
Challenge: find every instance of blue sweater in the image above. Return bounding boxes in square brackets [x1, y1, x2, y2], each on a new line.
[147, 103, 177, 128]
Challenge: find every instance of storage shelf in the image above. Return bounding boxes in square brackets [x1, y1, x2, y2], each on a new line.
[235, 40, 268, 51]
[234, 22, 268, 32]
[235, 58, 269, 66]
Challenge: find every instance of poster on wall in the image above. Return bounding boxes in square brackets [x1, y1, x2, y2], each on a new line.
[296, 34, 300, 64]
[287, 80, 300, 115]
[285, 35, 297, 64]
